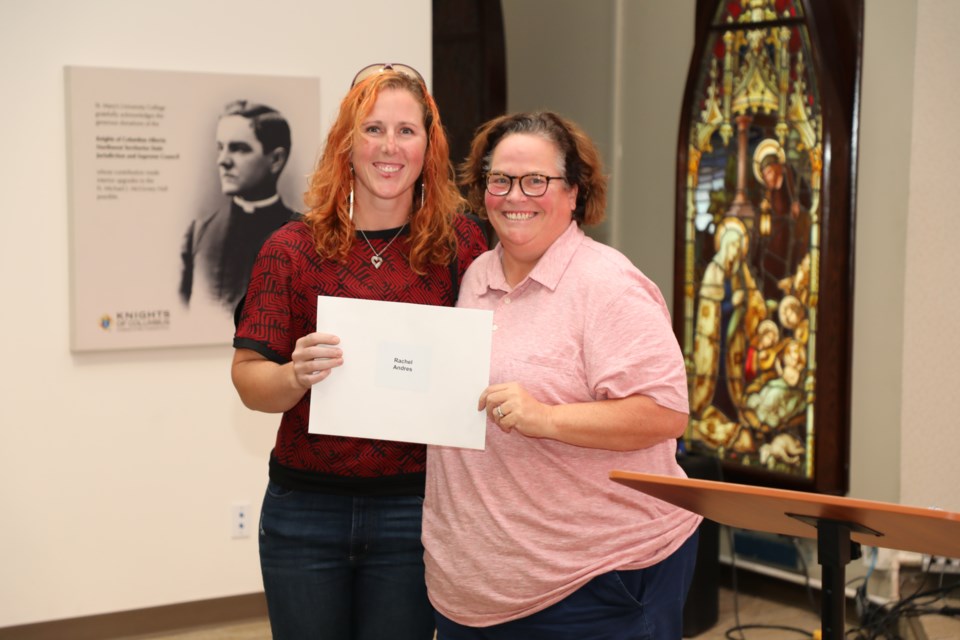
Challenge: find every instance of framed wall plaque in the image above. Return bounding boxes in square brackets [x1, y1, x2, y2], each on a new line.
[65, 66, 320, 352]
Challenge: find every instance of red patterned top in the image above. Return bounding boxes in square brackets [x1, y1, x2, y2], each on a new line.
[234, 215, 487, 494]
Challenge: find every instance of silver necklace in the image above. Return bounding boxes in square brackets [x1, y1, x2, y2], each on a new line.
[358, 223, 407, 269]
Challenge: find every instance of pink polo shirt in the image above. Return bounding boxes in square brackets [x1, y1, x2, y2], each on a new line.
[423, 221, 702, 627]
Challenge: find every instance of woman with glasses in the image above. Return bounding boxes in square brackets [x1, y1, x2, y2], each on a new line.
[231, 64, 487, 640]
[423, 111, 701, 640]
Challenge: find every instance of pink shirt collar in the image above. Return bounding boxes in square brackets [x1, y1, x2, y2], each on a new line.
[472, 220, 583, 295]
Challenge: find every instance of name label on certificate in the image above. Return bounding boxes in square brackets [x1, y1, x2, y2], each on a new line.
[308, 296, 492, 450]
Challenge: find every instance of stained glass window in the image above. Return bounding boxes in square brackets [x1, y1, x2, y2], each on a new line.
[680, 0, 822, 480]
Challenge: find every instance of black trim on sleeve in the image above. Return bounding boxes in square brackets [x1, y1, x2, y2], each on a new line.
[232, 337, 287, 365]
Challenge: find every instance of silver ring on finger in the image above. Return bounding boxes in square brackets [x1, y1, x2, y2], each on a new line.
[495, 405, 504, 419]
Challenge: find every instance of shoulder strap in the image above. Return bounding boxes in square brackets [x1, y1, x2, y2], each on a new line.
[448, 256, 459, 306]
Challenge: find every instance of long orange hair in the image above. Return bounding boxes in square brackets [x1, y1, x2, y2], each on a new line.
[302, 72, 463, 272]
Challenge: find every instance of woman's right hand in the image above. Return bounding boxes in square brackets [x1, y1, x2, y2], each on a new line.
[291, 332, 344, 389]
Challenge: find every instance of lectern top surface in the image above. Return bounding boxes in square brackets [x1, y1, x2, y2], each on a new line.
[610, 471, 960, 558]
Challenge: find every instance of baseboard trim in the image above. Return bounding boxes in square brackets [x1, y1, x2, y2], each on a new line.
[0, 592, 268, 640]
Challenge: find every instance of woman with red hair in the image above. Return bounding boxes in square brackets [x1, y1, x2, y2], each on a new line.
[231, 64, 487, 640]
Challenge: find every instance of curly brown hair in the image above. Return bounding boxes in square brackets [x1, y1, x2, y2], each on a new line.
[302, 71, 464, 272]
[459, 111, 607, 225]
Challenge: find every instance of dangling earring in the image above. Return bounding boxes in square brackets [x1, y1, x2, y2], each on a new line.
[420, 181, 426, 210]
[348, 165, 355, 222]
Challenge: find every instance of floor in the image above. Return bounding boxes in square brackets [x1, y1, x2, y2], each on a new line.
[129, 569, 960, 640]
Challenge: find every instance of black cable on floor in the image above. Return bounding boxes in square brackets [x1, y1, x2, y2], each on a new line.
[720, 529, 820, 638]
[846, 562, 960, 639]
[725, 525, 746, 640]
[706, 461, 819, 639]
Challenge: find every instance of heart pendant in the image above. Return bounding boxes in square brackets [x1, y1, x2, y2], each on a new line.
[371, 255, 383, 269]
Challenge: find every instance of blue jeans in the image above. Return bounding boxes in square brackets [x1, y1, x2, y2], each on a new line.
[259, 482, 435, 640]
[435, 530, 699, 640]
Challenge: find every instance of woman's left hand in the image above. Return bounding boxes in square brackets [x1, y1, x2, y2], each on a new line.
[480, 382, 554, 439]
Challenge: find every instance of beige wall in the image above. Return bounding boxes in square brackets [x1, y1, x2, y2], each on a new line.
[0, 0, 430, 628]
[849, 0, 916, 503]
[502, 0, 694, 292]
[614, 0, 695, 300]
[899, 0, 960, 511]
[502, 0, 616, 244]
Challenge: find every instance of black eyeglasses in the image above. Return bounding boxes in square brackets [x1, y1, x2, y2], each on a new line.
[351, 63, 426, 88]
[485, 172, 567, 198]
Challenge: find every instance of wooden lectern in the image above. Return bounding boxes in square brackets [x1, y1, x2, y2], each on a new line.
[610, 471, 960, 640]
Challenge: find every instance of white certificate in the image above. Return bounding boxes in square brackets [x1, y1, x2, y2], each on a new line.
[308, 296, 492, 449]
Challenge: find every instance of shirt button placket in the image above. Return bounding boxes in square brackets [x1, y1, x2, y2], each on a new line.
[493, 295, 511, 331]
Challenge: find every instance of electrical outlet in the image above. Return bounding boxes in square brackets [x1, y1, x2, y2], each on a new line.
[231, 502, 251, 539]
[921, 555, 960, 573]
[933, 556, 960, 574]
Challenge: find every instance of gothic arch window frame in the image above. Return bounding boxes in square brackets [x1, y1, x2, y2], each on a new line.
[673, 0, 863, 495]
